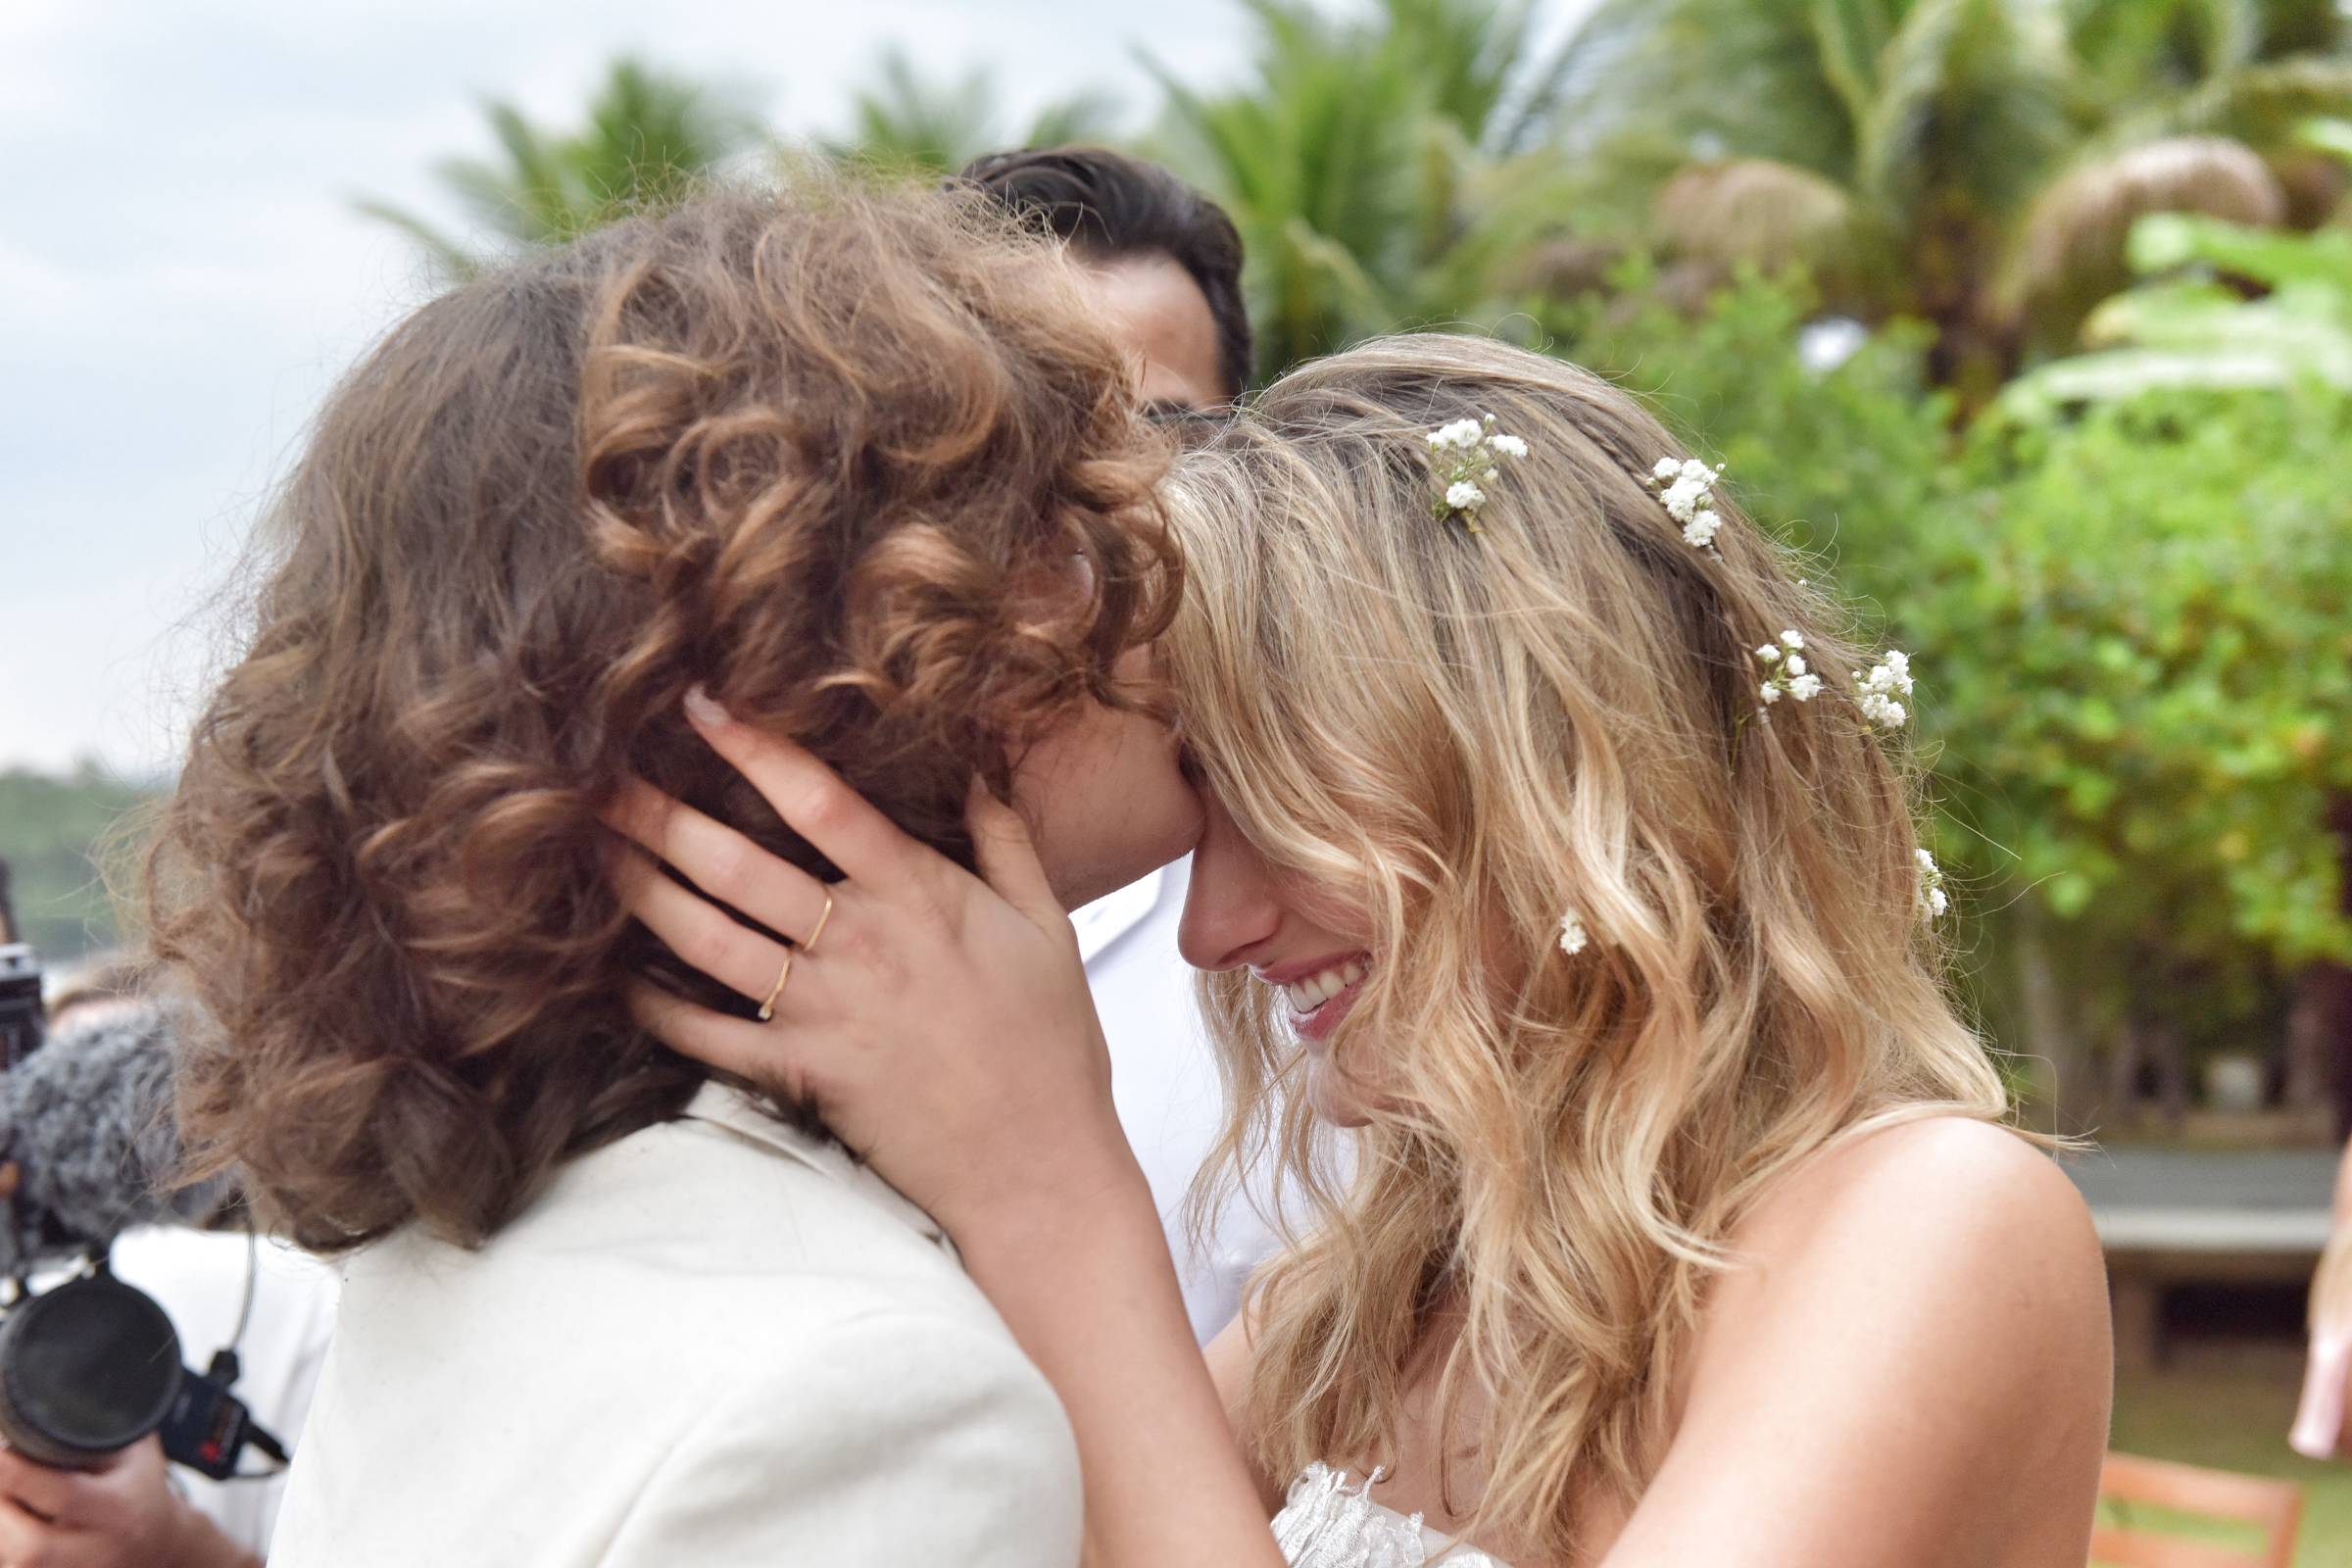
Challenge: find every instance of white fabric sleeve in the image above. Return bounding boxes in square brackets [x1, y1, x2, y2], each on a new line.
[598, 1308, 1082, 1567]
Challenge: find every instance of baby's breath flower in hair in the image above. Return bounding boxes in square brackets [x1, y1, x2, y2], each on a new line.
[1859, 651, 1916, 729]
[1643, 456, 1728, 550]
[1427, 413, 1527, 533]
[1917, 849, 1949, 918]
[1754, 630, 1820, 710]
[1558, 908, 1591, 956]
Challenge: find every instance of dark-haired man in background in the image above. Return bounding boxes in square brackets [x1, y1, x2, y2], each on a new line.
[960, 145, 1250, 417]
[959, 146, 1275, 1341]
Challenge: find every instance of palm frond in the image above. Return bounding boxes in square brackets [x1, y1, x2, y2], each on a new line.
[1807, 0, 1891, 146]
[2159, 55, 2352, 144]
[2196, 0, 2264, 76]
[1023, 90, 1121, 152]
[834, 47, 998, 173]
[356, 57, 763, 262]
[1857, 0, 1955, 203]
[348, 199, 487, 283]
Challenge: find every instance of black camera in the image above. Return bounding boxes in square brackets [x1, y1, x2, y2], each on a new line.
[0, 860, 41, 1069]
[0, 1262, 280, 1479]
[0, 862, 286, 1479]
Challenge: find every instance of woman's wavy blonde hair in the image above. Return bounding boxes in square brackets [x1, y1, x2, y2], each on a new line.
[146, 181, 1180, 1254]
[1164, 334, 2008, 1553]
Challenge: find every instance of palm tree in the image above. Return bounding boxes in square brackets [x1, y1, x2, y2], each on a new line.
[829, 47, 1118, 176]
[1147, 0, 1587, 375]
[1545, 0, 2352, 400]
[1996, 119, 2352, 417]
[357, 58, 769, 279]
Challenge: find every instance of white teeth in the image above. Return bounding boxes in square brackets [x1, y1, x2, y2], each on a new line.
[1277, 960, 1369, 1014]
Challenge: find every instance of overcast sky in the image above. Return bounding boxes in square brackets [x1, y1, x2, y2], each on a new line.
[0, 0, 1274, 776]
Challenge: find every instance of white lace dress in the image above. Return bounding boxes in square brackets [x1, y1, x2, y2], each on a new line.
[1272, 1464, 1515, 1568]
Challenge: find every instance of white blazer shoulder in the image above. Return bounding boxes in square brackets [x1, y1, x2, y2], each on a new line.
[269, 1083, 1079, 1567]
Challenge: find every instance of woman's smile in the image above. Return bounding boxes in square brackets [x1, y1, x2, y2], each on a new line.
[1256, 951, 1372, 1044]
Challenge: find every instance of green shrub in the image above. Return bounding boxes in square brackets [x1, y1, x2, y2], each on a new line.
[1532, 267, 2352, 1086]
[1925, 387, 2352, 971]
[0, 763, 154, 965]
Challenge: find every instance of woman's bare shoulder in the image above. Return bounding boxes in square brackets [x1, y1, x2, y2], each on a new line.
[1749, 1114, 2092, 1241]
[1599, 1117, 2114, 1562]
[1642, 1115, 2113, 1560]
[1718, 1114, 2108, 1353]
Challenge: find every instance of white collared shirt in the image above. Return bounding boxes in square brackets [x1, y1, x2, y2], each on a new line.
[1078, 856, 1284, 1342]
[269, 1083, 1080, 1566]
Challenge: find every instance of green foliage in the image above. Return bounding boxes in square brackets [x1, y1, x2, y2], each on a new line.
[1529, 265, 1959, 572]
[1919, 116, 2352, 1014]
[1544, 0, 2352, 394]
[356, 59, 769, 278]
[1544, 267, 2350, 1055]
[0, 763, 155, 965]
[1920, 387, 2352, 973]
[334, 10, 2352, 1101]
[1998, 127, 2352, 416]
[827, 46, 1117, 176]
[1146, 0, 1586, 376]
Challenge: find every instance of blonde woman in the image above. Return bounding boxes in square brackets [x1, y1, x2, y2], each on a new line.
[613, 335, 2113, 1566]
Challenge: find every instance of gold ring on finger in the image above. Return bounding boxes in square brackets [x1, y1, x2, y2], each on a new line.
[756, 951, 795, 1022]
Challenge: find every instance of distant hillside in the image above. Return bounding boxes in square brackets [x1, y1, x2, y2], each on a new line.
[0, 763, 161, 965]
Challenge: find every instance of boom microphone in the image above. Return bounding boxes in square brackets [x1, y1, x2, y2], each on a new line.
[0, 1000, 231, 1278]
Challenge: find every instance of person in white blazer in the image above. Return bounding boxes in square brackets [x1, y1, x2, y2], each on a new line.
[269, 1082, 1078, 1565]
[150, 185, 1210, 1568]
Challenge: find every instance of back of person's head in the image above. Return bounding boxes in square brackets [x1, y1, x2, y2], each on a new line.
[1163, 331, 2005, 1550]
[957, 145, 1251, 399]
[147, 178, 1182, 1255]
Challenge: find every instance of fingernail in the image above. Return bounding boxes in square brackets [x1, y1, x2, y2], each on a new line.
[683, 684, 729, 728]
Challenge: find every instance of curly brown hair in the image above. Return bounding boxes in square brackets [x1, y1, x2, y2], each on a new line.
[146, 181, 1182, 1254]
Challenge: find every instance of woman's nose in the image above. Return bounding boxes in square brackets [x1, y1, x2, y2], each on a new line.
[1178, 796, 1283, 972]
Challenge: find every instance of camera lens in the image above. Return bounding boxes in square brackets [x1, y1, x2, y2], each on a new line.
[0, 1273, 182, 1468]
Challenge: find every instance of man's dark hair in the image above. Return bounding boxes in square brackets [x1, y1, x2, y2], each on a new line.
[958, 146, 1252, 398]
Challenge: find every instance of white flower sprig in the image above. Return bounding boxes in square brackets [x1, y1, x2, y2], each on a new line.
[1427, 415, 1528, 533]
[1753, 630, 1822, 710]
[1917, 849, 1948, 918]
[1859, 651, 1915, 729]
[1557, 908, 1591, 956]
[1645, 456, 1728, 550]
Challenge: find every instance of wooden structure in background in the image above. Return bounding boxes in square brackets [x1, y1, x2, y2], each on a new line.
[2066, 1147, 2336, 1370]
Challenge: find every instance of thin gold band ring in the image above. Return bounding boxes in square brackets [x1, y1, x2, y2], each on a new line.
[756, 952, 794, 1022]
[804, 888, 835, 954]
[756, 888, 835, 1022]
